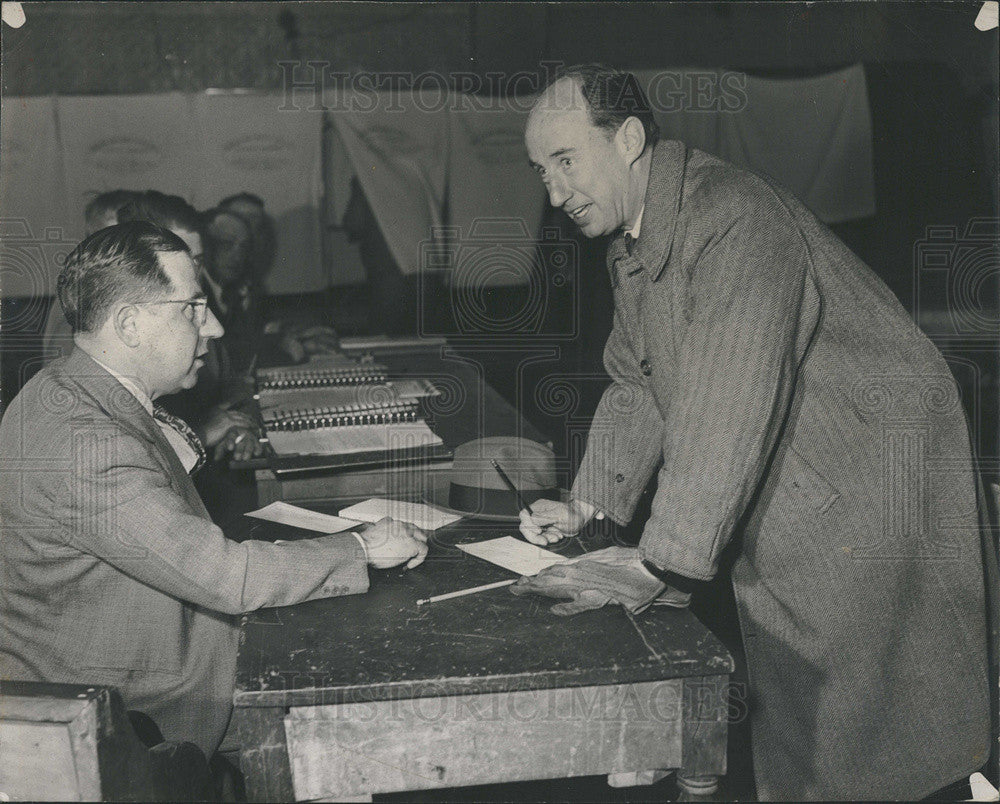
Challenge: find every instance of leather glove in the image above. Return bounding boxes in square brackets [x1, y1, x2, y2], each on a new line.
[510, 546, 691, 616]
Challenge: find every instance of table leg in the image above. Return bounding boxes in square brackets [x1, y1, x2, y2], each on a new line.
[676, 773, 721, 799]
[607, 769, 672, 787]
[234, 707, 295, 803]
[677, 675, 728, 799]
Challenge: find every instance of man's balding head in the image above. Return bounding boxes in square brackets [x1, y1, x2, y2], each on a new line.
[531, 65, 659, 151]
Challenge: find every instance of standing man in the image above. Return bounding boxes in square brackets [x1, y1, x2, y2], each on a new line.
[0, 221, 428, 758]
[515, 65, 993, 800]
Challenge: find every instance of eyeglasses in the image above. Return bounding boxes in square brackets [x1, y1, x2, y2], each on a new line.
[138, 298, 209, 327]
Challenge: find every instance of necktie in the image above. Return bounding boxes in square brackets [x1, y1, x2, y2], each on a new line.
[624, 232, 636, 256]
[152, 405, 207, 475]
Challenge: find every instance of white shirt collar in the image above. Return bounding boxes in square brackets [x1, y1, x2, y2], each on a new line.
[625, 204, 645, 240]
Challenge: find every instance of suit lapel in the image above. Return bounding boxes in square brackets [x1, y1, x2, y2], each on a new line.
[60, 349, 210, 517]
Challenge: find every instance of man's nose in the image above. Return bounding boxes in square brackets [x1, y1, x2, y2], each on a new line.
[200, 308, 224, 339]
[545, 177, 571, 208]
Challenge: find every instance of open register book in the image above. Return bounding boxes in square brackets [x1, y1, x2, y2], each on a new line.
[258, 382, 441, 455]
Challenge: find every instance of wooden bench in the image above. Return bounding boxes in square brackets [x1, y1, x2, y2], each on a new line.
[0, 681, 211, 802]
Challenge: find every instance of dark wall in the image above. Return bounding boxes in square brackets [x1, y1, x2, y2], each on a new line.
[4, 2, 995, 95]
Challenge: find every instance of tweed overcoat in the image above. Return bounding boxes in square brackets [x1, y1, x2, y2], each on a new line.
[572, 140, 992, 800]
[0, 348, 370, 756]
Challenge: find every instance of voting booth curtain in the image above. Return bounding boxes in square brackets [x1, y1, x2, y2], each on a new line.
[0, 92, 325, 296]
[0, 65, 874, 297]
[632, 64, 876, 224]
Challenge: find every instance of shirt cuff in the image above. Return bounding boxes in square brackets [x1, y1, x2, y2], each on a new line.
[639, 557, 702, 595]
[351, 532, 369, 562]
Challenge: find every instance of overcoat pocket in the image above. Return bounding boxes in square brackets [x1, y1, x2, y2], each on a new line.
[783, 445, 840, 513]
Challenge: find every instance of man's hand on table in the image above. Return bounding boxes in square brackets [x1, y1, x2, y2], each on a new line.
[215, 426, 264, 462]
[510, 546, 691, 616]
[358, 517, 428, 570]
[199, 405, 263, 461]
[518, 498, 598, 545]
[279, 324, 339, 362]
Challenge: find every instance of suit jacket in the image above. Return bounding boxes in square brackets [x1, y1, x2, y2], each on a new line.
[573, 140, 992, 800]
[0, 348, 369, 756]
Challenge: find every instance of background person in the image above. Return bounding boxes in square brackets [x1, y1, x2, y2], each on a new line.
[41, 188, 140, 360]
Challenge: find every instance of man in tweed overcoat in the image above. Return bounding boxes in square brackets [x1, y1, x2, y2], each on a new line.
[516, 65, 993, 800]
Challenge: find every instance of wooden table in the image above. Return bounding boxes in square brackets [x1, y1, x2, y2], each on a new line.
[232, 517, 735, 802]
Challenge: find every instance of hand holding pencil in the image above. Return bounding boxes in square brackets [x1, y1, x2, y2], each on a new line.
[518, 499, 597, 546]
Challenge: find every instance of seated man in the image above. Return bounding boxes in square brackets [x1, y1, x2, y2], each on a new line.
[42, 189, 139, 360]
[0, 221, 428, 757]
[218, 192, 276, 282]
[213, 193, 339, 362]
[201, 206, 269, 373]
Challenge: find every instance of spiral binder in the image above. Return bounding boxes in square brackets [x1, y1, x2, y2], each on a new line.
[263, 401, 420, 432]
[256, 363, 388, 389]
[250, 359, 446, 463]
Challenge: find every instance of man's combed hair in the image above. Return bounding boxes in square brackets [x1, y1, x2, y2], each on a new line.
[552, 63, 660, 149]
[219, 192, 265, 210]
[83, 189, 139, 229]
[57, 221, 189, 333]
[117, 190, 202, 236]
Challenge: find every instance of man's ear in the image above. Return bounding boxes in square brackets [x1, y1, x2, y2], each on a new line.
[113, 304, 142, 348]
[616, 116, 647, 166]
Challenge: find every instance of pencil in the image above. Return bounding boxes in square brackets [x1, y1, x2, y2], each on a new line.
[416, 579, 517, 606]
[490, 459, 534, 515]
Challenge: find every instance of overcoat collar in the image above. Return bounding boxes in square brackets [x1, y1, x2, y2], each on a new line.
[607, 139, 687, 286]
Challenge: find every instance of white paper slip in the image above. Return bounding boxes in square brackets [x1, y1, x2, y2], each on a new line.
[457, 536, 568, 577]
[389, 378, 441, 399]
[267, 421, 442, 457]
[246, 501, 362, 534]
[338, 498, 462, 531]
[306, 353, 364, 368]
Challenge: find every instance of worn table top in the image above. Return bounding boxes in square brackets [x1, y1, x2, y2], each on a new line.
[234, 517, 734, 709]
[234, 350, 731, 709]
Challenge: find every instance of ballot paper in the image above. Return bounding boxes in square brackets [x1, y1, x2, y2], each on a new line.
[306, 353, 366, 369]
[457, 536, 568, 577]
[246, 501, 361, 534]
[388, 378, 441, 399]
[266, 421, 442, 457]
[338, 498, 462, 531]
